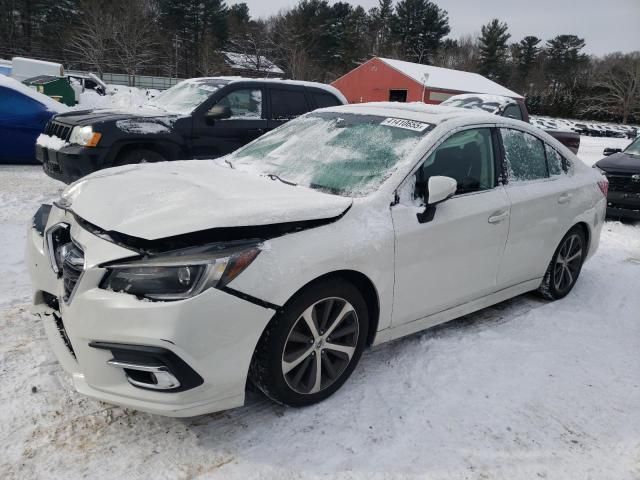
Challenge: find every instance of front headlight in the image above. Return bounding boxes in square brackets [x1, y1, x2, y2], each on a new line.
[69, 126, 102, 147]
[99, 243, 261, 301]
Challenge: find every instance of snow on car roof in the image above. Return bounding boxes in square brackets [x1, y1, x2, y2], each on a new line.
[379, 57, 524, 99]
[181, 76, 348, 104]
[321, 101, 498, 125]
[0, 73, 68, 113]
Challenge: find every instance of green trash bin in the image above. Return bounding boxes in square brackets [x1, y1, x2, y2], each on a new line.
[23, 75, 77, 107]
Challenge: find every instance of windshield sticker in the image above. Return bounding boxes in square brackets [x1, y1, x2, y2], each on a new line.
[380, 117, 430, 132]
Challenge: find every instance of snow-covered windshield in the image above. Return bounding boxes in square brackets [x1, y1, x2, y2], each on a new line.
[624, 137, 640, 156]
[227, 112, 433, 197]
[149, 79, 229, 114]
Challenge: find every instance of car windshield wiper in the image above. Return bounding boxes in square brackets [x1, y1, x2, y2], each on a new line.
[266, 174, 297, 186]
[224, 158, 234, 169]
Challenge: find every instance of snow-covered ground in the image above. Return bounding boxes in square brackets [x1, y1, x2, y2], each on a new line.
[0, 137, 639, 479]
[75, 86, 159, 111]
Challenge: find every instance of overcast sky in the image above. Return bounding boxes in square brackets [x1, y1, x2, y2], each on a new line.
[228, 0, 639, 56]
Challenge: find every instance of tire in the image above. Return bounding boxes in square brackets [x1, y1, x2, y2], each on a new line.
[250, 278, 369, 407]
[539, 227, 587, 300]
[114, 148, 165, 167]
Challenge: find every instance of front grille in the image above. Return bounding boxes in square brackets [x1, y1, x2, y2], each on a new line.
[45, 120, 72, 141]
[62, 243, 85, 302]
[607, 174, 640, 194]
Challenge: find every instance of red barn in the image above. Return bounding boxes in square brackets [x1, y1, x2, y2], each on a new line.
[332, 57, 523, 106]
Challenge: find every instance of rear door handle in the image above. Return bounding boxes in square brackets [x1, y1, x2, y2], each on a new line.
[488, 210, 509, 224]
[558, 193, 572, 204]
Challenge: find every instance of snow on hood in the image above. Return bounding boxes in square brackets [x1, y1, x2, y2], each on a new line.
[61, 161, 352, 240]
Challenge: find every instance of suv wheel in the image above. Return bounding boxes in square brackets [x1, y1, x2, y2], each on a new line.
[539, 227, 586, 300]
[250, 278, 369, 407]
[115, 148, 165, 166]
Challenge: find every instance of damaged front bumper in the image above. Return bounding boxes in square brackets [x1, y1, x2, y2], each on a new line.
[27, 204, 276, 417]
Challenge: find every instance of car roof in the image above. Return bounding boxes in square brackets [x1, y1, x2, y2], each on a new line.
[182, 76, 347, 104]
[320, 101, 501, 126]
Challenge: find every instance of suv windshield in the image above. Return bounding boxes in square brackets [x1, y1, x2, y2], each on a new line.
[150, 79, 230, 114]
[227, 112, 433, 197]
[625, 137, 640, 156]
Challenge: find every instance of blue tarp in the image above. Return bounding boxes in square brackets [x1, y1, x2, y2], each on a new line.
[0, 85, 55, 164]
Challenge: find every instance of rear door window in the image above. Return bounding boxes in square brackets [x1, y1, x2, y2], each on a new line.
[500, 128, 548, 182]
[270, 88, 311, 120]
[545, 144, 565, 176]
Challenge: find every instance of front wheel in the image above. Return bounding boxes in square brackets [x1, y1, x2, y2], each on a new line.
[250, 278, 369, 407]
[539, 227, 586, 300]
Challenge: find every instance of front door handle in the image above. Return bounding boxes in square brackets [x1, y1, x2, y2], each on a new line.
[558, 193, 572, 204]
[488, 210, 509, 224]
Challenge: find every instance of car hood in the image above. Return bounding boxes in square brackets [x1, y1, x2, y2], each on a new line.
[53, 108, 176, 126]
[596, 152, 640, 173]
[61, 161, 352, 240]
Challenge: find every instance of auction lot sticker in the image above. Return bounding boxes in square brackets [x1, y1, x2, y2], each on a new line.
[380, 117, 430, 132]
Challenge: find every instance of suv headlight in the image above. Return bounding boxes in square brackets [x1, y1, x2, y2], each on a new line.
[100, 243, 261, 301]
[69, 126, 102, 147]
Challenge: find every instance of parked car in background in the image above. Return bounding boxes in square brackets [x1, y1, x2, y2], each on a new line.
[36, 77, 347, 183]
[594, 136, 640, 219]
[441, 93, 581, 154]
[0, 74, 67, 164]
[67, 72, 107, 96]
[27, 102, 606, 416]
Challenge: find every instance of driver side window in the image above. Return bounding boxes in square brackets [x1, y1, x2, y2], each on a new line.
[210, 89, 263, 119]
[415, 128, 496, 198]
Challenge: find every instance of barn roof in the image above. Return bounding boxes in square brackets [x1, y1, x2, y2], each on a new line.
[378, 57, 524, 99]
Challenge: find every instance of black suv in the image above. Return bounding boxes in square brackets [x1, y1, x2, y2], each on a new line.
[37, 78, 346, 183]
[594, 136, 640, 219]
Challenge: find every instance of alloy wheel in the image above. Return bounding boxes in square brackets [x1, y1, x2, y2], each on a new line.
[281, 297, 359, 395]
[553, 233, 583, 293]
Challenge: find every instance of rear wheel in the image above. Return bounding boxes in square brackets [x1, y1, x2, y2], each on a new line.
[250, 278, 368, 407]
[114, 148, 165, 167]
[539, 227, 586, 300]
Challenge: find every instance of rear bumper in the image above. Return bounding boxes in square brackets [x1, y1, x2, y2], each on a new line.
[36, 144, 109, 183]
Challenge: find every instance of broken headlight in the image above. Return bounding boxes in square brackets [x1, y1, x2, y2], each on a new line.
[100, 243, 261, 301]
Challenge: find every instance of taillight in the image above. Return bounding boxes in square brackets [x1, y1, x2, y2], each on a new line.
[597, 179, 608, 197]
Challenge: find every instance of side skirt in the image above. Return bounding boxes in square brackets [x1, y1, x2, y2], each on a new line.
[372, 278, 542, 346]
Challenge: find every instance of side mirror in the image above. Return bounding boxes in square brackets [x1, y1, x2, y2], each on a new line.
[603, 148, 622, 156]
[417, 176, 457, 224]
[206, 105, 232, 123]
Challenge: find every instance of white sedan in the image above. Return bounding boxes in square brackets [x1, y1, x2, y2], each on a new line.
[27, 102, 608, 416]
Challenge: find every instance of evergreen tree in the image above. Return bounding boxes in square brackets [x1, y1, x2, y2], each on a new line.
[393, 0, 450, 65]
[369, 0, 395, 56]
[478, 18, 511, 83]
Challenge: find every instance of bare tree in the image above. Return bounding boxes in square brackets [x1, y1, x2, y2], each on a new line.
[66, 0, 116, 77]
[582, 52, 640, 124]
[227, 22, 280, 77]
[112, 1, 160, 85]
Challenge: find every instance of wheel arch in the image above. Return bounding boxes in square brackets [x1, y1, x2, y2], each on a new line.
[107, 139, 185, 166]
[271, 269, 381, 347]
[574, 221, 591, 254]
